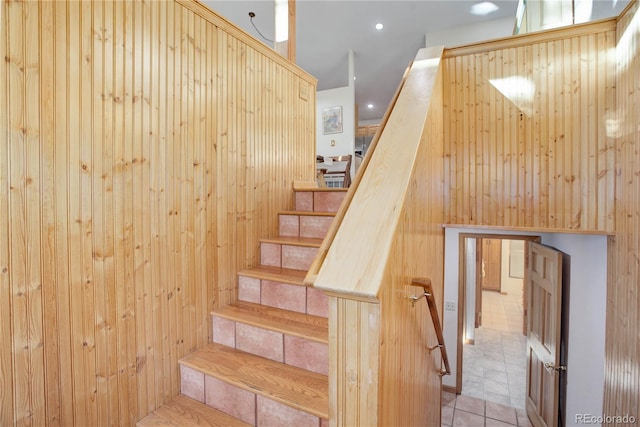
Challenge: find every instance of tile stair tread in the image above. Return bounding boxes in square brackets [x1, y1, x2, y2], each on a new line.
[136, 394, 251, 427]
[180, 343, 329, 419]
[279, 210, 336, 217]
[260, 235, 324, 247]
[238, 265, 308, 286]
[212, 301, 328, 343]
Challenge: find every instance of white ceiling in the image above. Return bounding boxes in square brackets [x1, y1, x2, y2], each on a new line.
[203, 0, 629, 122]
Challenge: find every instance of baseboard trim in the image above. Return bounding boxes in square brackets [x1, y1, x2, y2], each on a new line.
[442, 385, 457, 395]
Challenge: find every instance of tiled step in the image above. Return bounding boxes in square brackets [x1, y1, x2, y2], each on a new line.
[136, 394, 251, 427]
[278, 211, 335, 239]
[212, 301, 328, 375]
[238, 266, 328, 317]
[294, 188, 347, 213]
[180, 343, 329, 427]
[260, 236, 322, 271]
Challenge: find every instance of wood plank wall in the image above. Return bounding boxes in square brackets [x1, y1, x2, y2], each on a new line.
[0, 0, 316, 425]
[605, 1, 640, 421]
[442, 23, 616, 232]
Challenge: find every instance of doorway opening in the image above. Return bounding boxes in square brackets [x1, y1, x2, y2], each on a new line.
[457, 233, 541, 410]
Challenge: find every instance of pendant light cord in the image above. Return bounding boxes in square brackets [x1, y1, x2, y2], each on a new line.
[249, 12, 274, 43]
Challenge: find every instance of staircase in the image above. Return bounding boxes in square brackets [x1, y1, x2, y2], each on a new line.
[138, 187, 347, 427]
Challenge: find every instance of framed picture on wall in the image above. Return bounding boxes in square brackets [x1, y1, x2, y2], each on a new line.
[322, 106, 343, 134]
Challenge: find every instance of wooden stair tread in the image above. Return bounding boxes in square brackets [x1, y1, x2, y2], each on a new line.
[180, 343, 329, 419]
[260, 235, 324, 247]
[136, 394, 251, 427]
[295, 187, 347, 193]
[279, 210, 336, 217]
[238, 265, 307, 286]
[213, 301, 328, 343]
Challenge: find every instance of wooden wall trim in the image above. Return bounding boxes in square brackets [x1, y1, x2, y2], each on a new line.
[443, 224, 614, 236]
[443, 17, 616, 58]
[176, 0, 316, 84]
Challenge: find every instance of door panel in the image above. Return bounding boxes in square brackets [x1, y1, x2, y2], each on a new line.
[481, 239, 502, 292]
[475, 239, 482, 327]
[526, 242, 563, 427]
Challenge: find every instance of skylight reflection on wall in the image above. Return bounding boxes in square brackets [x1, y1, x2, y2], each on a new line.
[616, 4, 639, 74]
[489, 76, 535, 117]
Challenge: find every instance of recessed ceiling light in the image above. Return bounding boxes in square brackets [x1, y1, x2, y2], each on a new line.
[367, 104, 374, 109]
[470, 2, 499, 16]
[353, 76, 357, 80]
[375, 23, 384, 30]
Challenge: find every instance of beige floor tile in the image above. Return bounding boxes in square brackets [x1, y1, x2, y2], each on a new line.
[455, 395, 485, 416]
[442, 391, 457, 408]
[453, 409, 486, 427]
[441, 405, 454, 426]
[486, 400, 518, 425]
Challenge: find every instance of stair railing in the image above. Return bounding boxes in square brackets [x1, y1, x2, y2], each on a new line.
[312, 46, 447, 426]
[410, 278, 451, 376]
[303, 62, 412, 286]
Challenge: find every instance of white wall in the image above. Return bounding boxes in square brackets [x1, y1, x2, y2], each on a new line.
[442, 227, 607, 426]
[501, 240, 524, 295]
[316, 50, 355, 180]
[425, 17, 514, 48]
[316, 86, 355, 159]
[542, 233, 607, 427]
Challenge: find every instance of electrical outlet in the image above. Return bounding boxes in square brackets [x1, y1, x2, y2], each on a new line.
[330, 139, 336, 147]
[445, 301, 456, 311]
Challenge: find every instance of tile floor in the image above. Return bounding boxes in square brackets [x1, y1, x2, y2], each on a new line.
[462, 290, 528, 409]
[441, 392, 532, 427]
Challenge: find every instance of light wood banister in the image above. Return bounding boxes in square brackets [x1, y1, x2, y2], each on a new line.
[315, 47, 446, 425]
[411, 278, 451, 376]
[303, 62, 413, 286]
[313, 46, 443, 299]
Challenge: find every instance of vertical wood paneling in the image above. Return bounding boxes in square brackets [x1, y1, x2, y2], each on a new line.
[605, 1, 640, 422]
[329, 297, 380, 427]
[39, 1, 61, 423]
[0, 0, 13, 424]
[7, 0, 26, 422]
[442, 27, 616, 232]
[0, 0, 316, 424]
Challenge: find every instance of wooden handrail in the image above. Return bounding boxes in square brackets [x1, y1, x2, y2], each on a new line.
[303, 62, 413, 285]
[411, 278, 451, 376]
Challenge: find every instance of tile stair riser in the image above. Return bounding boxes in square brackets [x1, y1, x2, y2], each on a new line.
[312, 192, 345, 213]
[179, 365, 328, 427]
[260, 242, 318, 270]
[294, 190, 346, 213]
[279, 214, 333, 239]
[211, 315, 329, 376]
[282, 245, 318, 270]
[299, 216, 333, 239]
[237, 275, 328, 318]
